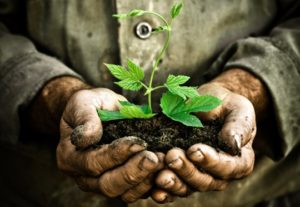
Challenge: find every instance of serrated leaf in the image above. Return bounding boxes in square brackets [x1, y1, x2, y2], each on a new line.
[160, 91, 185, 115]
[120, 101, 152, 115]
[161, 92, 202, 127]
[113, 9, 145, 20]
[119, 101, 134, 107]
[169, 112, 203, 127]
[128, 9, 145, 17]
[165, 75, 198, 100]
[105, 64, 129, 80]
[160, 92, 221, 127]
[116, 79, 143, 91]
[152, 25, 171, 33]
[184, 95, 222, 112]
[120, 105, 156, 119]
[171, 2, 183, 19]
[167, 86, 199, 100]
[166, 75, 190, 86]
[105, 60, 144, 91]
[97, 109, 127, 121]
[127, 59, 144, 80]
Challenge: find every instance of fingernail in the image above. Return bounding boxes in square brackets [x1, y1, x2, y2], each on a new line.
[234, 134, 241, 149]
[140, 156, 157, 171]
[168, 158, 183, 169]
[163, 178, 175, 188]
[189, 149, 203, 160]
[129, 144, 145, 153]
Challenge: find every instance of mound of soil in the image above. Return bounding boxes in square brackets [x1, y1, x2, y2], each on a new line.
[99, 115, 237, 155]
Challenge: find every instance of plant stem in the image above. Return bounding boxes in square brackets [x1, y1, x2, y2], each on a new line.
[151, 85, 166, 92]
[143, 11, 172, 112]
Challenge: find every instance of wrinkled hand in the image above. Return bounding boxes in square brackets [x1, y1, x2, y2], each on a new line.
[56, 88, 163, 203]
[155, 82, 256, 199]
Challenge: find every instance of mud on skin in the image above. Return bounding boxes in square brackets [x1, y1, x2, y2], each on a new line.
[98, 115, 239, 155]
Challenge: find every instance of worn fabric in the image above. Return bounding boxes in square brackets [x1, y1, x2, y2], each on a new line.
[0, 0, 300, 206]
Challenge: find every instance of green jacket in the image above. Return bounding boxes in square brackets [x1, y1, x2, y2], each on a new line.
[0, 0, 300, 206]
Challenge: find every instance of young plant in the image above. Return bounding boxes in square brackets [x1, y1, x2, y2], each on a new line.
[97, 1, 221, 127]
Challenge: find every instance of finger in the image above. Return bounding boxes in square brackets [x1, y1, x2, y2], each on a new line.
[120, 153, 165, 203]
[187, 142, 255, 179]
[151, 189, 175, 204]
[155, 152, 166, 170]
[156, 169, 190, 196]
[64, 89, 126, 149]
[166, 148, 228, 191]
[91, 88, 127, 110]
[220, 94, 256, 154]
[57, 136, 147, 176]
[98, 151, 159, 197]
[121, 176, 153, 203]
[60, 91, 103, 148]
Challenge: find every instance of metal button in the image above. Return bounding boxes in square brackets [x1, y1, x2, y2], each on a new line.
[135, 22, 152, 39]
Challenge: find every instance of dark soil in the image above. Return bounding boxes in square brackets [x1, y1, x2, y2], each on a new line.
[99, 114, 238, 155]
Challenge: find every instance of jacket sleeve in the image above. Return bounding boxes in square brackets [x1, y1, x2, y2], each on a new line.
[208, 1, 300, 159]
[0, 23, 82, 144]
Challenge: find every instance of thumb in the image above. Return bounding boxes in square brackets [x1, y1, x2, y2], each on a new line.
[70, 105, 103, 149]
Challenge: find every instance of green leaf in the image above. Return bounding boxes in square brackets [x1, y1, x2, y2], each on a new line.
[113, 9, 145, 20]
[120, 101, 152, 115]
[98, 101, 156, 122]
[166, 75, 190, 86]
[128, 9, 145, 17]
[104, 64, 129, 80]
[164, 75, 199, 100]
[160, 92, 221, 127]
[119, 101, 135, 107]
[169, 112, 203, 127]
[161, 92, 202, 127]
[127, 59, 144, 80]
[160, 91, 185, 115]
[120, 105, 156, 119]
[184, 95, 222, 112]
[97, 109, 127, 121]
[171, 2, 183, 19]
[105, 60, 145, 91]
[116, 79, 143, 91]
[167, 86, 199, 100]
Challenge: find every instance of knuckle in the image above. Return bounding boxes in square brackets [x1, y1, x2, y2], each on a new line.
[122, 192, 137, 203]
[83, 154, 104, 176]
[124, 172, 141, 186]
[56, 145, 73, 173]
[184, 167, 197, 179]
[99, 177, 119, 198]
[197, 175, 213, 191]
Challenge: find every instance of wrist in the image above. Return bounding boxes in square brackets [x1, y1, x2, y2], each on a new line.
[28, 76, 91, 135]
[210, 68, 270, 117]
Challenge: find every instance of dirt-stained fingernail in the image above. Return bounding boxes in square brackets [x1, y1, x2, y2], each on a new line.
[129, 144, 146, 153]
[168, 158, 183, 169]
[189, 149, 203, 160]
[163, 178, 175, 188]
[139, 156, 158, 171]
[234, 134, 241, 149]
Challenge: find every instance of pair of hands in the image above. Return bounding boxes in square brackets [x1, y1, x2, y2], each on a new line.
[56, 82, 257, 203]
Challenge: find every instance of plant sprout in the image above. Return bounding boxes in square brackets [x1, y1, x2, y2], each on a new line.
[97, 1, 221, 127]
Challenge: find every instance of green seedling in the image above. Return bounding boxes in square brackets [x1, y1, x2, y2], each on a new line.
[97, 1, 221, 127]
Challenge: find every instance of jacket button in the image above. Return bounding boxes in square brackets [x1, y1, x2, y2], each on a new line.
[135, 22, 152, 39]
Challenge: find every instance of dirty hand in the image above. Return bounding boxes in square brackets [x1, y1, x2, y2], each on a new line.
[57, 88, 163, 202]
[155, 69, 269, 198]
